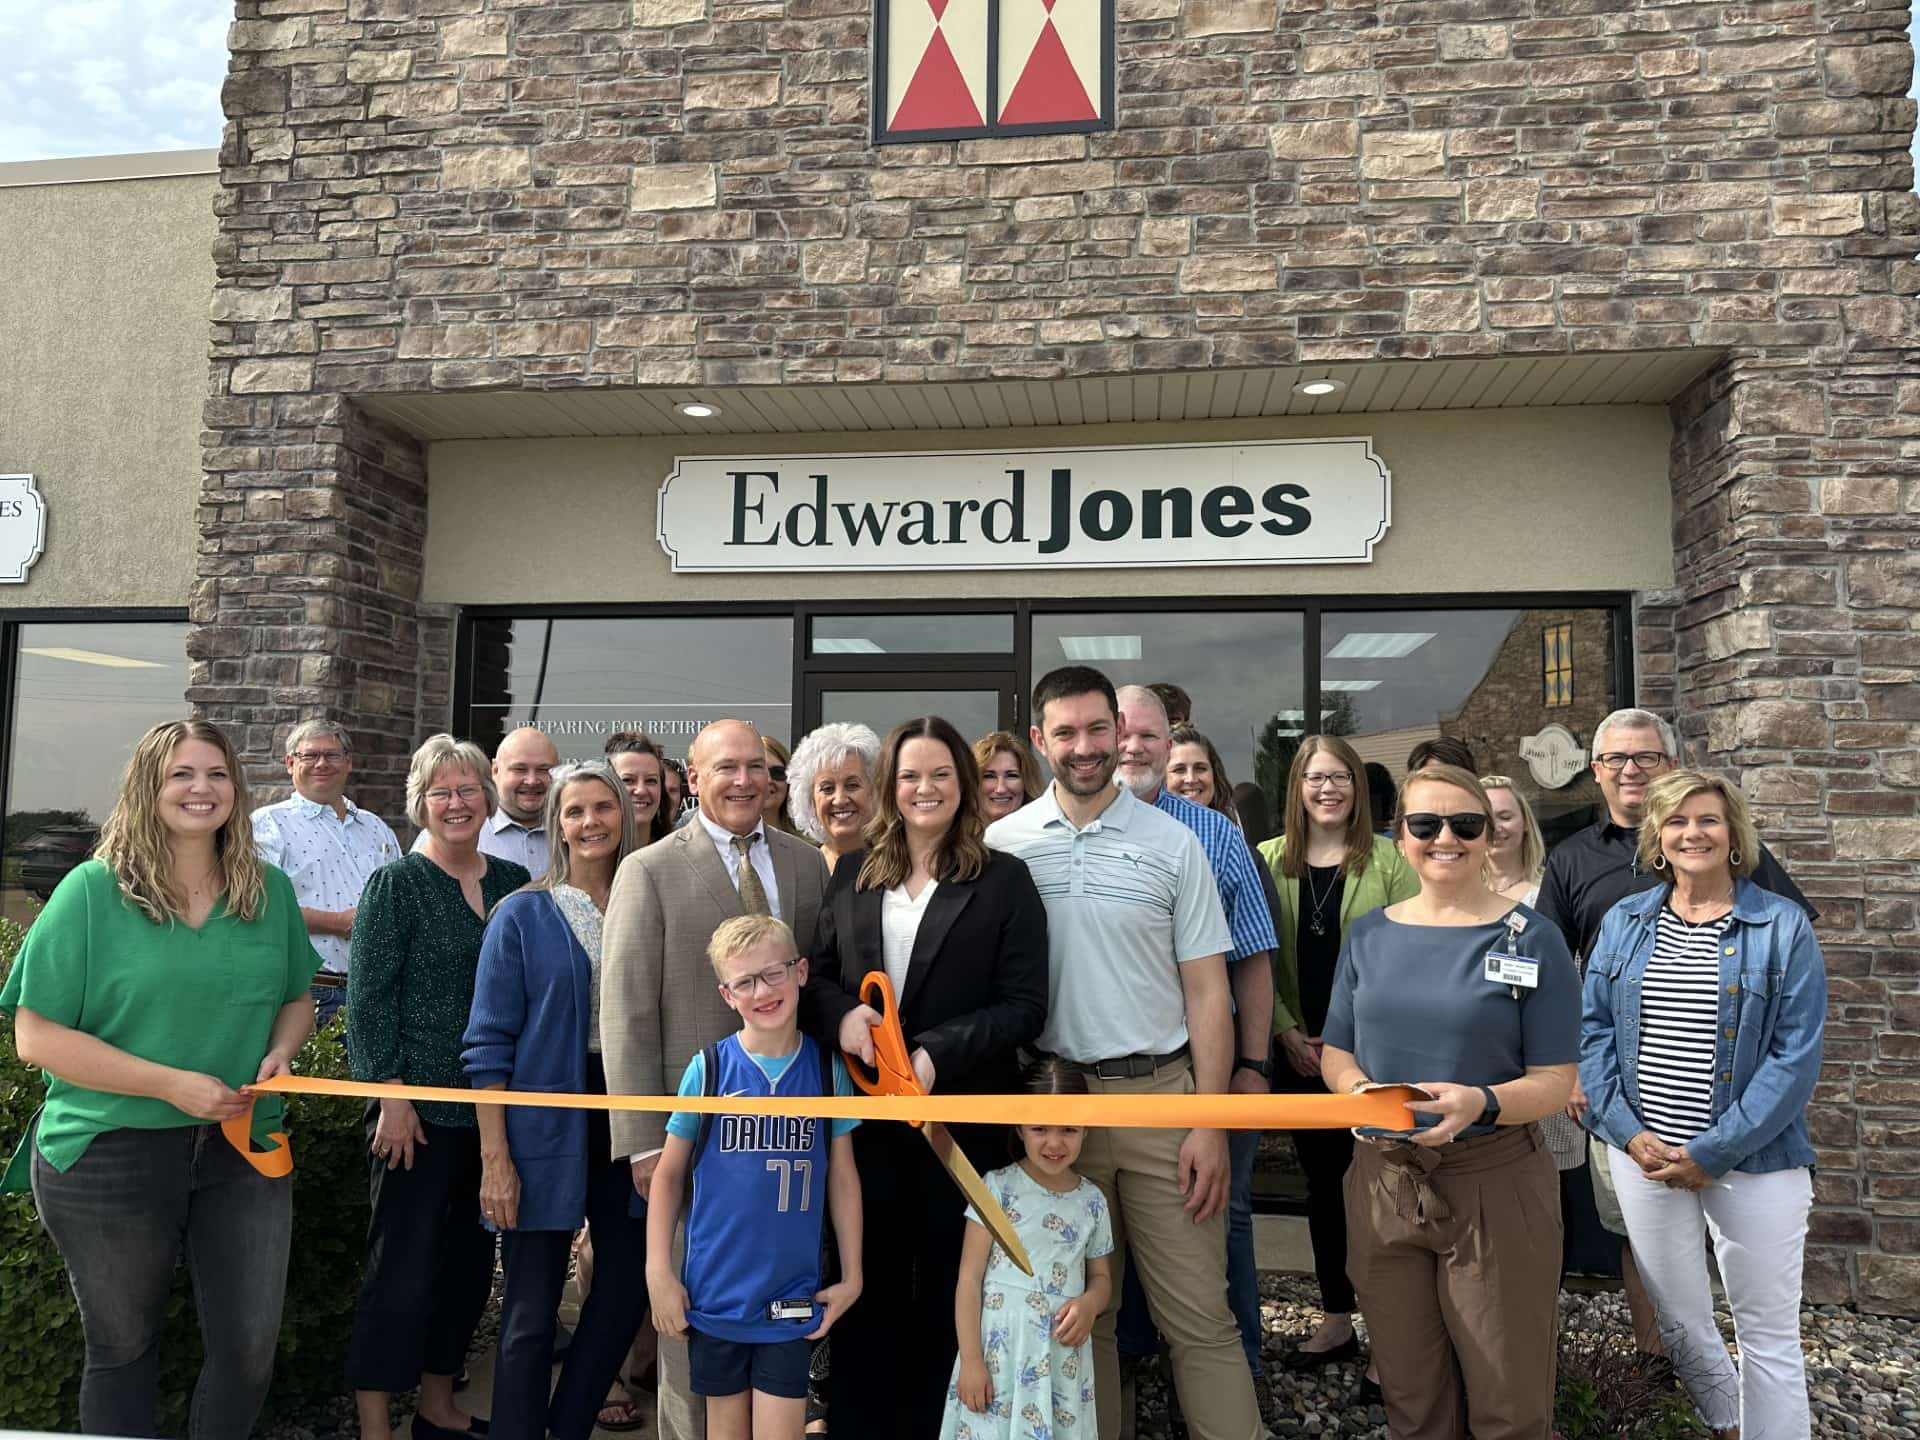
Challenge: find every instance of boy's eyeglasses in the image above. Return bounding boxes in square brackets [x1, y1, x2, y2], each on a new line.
[1403, 812, 1489, 842]
[721, 958, 801, 998]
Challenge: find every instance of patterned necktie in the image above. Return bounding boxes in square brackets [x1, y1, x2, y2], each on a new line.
[729, 832, 771, 916]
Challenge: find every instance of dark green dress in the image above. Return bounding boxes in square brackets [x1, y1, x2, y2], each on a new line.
[346, 851, 530, 1127]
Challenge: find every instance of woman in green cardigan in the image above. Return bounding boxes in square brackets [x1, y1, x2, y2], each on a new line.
[1258, 735, 1418, 1383]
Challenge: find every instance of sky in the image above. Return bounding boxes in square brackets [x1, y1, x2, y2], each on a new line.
[0, 3, 1914, 175]
[0, 0, 230, 162]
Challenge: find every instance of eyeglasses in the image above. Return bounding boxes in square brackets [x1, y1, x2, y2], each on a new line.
[425, 785, 486, 806]
[768, 766, 787, 783]
[1302, 770, 1354, 789]
[1594, 751, 1669, 773]
[720, 958, 801, 998]
[1403, 812, 1489, 842]
[292, 750, 347, 766]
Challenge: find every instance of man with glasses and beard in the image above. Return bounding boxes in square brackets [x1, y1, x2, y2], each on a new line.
[987, 666, 1263, 1440]
[252, 719, 401, 1026]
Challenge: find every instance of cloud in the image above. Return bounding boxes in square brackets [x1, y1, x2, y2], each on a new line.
[2, 0, 228, 162]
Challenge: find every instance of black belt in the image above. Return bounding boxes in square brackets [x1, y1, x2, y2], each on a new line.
[1052, 1043, 1191, 1081]
[311, 972, 346, 990]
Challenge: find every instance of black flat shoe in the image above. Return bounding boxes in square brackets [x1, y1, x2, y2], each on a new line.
[412, 1414, 489, 1440]
[1281, 1334, 1360, 1371]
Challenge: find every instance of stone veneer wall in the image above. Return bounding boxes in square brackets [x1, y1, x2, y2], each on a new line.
[200, 0, 1917, 1300]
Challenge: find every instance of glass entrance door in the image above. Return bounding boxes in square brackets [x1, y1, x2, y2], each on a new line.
[803, 670, 1017, 742]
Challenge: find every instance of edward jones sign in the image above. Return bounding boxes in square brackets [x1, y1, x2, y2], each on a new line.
[655, 439, 1390, 573]
[0, 475, 46, 583]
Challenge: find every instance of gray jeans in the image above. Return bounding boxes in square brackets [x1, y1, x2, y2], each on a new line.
[32, 1123, 293, 1440]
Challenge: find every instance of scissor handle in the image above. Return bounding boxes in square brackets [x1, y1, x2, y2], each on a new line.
[842, 971, 925, 1128]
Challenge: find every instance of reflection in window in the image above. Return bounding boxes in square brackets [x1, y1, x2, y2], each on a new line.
[1322, 609, 1616, 843]
[821, 688, 1004, 743]
[1543, 623, 1574, 708]
[811, 613, 1013, 655]
[3, 622, 189, 929]
[1031, 611, 1305, 820]
[467, 616, 797, 762]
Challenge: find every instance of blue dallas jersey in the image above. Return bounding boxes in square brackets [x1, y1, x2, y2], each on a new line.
[682, 1033, 833, 1343]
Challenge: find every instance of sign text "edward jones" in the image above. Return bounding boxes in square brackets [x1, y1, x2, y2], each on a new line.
[656, 440, 1390, 574]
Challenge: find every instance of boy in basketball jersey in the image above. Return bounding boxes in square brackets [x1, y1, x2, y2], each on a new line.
[647, 916, 864, 1440]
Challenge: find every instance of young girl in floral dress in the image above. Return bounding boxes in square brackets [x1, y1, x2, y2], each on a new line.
[939, 1063, 1114, 1440]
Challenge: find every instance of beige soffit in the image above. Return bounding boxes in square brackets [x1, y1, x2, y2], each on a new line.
[0, 150, 220, 188]
[360, 349, 1725, 442]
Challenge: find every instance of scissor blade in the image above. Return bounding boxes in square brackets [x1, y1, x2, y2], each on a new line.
[921, 1122, 1035, 1277]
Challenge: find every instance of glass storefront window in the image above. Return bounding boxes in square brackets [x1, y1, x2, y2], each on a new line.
[810, 613, 1014, 655]
[1321, 607, 1618, 842]
[3, 621, 190, 929]
[1030, 610, 1306, 821]
[467, 616, 797, 762]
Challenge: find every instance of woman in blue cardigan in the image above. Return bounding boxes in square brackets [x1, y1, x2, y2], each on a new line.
[464, 763, 646, 1440]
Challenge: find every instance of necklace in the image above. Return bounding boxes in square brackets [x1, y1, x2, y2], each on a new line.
[1304, 863, 1339, 937]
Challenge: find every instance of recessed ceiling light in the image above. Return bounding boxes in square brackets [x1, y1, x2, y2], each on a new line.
[1326, 631, 1436, 661]
[1319, 679, 1382, 692]
[1059, 635, 1142, 662]
[21, 646, 167, 669]
[1293, 378, 1345, 397]
[676, 401, 720, 419]
[813, 638, 884, 654]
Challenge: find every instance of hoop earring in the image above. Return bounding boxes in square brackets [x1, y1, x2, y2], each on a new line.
[1729, 849, 1742, 868]
[1652, 853, 1667, 871]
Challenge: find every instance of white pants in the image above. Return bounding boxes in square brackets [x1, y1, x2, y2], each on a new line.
[1606, 1147, 1812, 1439]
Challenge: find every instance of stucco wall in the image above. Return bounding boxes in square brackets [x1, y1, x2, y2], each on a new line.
[0, 172, 214, 609]
[422, 405, 1674, 605]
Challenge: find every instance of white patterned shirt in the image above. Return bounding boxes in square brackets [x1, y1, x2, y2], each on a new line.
[251, 795, 402, 975]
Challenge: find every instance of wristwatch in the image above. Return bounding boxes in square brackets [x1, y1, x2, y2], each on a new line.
[1235, 1055, 1274, 1081]
[1477, 1085, 1502, 1124]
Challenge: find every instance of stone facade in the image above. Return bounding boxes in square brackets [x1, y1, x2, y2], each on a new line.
[202, 0, 1918, 1301]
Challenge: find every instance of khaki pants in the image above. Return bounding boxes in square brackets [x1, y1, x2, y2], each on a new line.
[1077, 1062, 1262, 1440]
[1346, 1124, 1561, 1440]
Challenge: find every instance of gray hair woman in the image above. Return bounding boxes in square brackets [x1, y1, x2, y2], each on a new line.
[347, 734, 530, 1440]
[787, 722, 883, 875]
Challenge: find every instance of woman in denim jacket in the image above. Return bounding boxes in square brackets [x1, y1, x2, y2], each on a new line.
[1580, 769, 1825, 1440]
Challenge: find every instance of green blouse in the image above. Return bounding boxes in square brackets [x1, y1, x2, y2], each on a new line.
[1257, 833, 1421, 1036]
[0, 860, 319, 1190]
[346, 851, 529, 1128]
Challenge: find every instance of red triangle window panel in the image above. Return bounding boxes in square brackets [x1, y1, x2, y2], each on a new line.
[878, 0, 1110, 141]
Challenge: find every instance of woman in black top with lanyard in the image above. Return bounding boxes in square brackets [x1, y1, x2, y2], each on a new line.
[1319, 764, 1579, 1440]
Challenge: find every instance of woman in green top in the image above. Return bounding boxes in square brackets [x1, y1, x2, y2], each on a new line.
[346, 735, 531, 1440]
[1, 719, 318, 1440]
[1257, 735, 1418, 1386]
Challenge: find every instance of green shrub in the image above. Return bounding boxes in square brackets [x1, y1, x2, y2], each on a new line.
[1556, 1329, 1710, 1440]
[0, 917, 367, 1433]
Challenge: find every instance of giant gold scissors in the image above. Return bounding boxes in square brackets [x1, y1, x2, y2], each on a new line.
[842, 970, 1035, 1276]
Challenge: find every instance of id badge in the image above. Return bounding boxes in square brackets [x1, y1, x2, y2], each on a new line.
[768, 1298, 816, 1323]
[1484, 951, 1539, 989]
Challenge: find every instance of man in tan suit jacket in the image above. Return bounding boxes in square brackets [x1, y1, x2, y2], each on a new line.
[601, 718, 830, 1440]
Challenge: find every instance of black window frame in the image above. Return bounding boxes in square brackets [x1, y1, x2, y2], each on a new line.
[453, 593, 1635, 746]
[871, 0, 1118, 145]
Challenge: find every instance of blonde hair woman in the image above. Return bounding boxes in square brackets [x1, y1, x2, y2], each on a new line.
[2, 720, 318, 1440]
[1581, 770, 1824, 1440]
[763, 734, 801, 835]
[466, 764, 654, 1440]
[1320, 763, 1579, 1438]
[971, 728, 1042, 822]
[347, 734, 532, 1440]
[1480, 774, 1546, 905]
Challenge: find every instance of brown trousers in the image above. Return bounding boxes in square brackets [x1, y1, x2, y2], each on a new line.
[1345, 1124, 1561, 1440]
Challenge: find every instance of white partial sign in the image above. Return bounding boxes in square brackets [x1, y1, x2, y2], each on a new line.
[1520, 723, 1587, 790]
[0, 475, 46, 583]
[656, 438, 1389, 573]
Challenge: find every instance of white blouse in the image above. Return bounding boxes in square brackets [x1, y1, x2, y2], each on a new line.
[881, 880, 939, 996]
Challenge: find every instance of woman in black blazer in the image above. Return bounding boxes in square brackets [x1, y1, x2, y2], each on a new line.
[803, 715, 1050, 1440]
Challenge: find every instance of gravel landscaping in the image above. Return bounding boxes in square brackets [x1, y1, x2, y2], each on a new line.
[263, 1270, 1909, 1440]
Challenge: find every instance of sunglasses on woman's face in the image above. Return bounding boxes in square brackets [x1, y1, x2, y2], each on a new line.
[1403, 812, 1489, 842]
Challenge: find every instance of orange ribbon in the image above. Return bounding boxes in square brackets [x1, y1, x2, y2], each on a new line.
[229, 1075, 1433, 1176]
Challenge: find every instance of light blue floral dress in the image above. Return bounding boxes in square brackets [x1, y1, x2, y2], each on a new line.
[938, 1163, 1114, 1440]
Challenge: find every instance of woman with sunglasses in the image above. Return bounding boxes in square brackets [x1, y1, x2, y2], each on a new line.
[1255, 735, 1417, 1387]
[1320, 764, 1580, 1440]
[762, 735, 800, 835]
